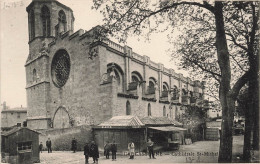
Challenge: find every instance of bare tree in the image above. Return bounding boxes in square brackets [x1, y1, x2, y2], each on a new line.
[92, 1, 259, 162]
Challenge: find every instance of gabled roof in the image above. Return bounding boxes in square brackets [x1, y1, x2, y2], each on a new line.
[140, 116, 183, 126]
[98, 116, 144, 127]
[1, 127, 40, 137]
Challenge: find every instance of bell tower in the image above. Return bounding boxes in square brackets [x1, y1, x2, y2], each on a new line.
[25, 0, 74, 129]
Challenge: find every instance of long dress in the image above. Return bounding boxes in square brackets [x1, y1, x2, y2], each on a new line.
[128, 142, 135, 156]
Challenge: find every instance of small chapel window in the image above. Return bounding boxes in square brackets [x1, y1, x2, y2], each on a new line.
[148, 103, 151, 116]
[29, 9, 35, 40]
[41, 6, 50, 37]
[58, 10, 67, 33]
[33, 69, 37, 82]
[126, 101, 131, 115]
[163, 106, 166, 117]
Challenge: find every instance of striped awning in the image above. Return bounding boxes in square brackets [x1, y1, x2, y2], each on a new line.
[149, 126, 187, 132]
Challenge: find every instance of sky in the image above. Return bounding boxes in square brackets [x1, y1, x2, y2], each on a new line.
[0, 0, 186, 108]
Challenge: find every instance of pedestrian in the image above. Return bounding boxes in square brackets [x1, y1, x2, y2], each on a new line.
[89, 141, 99, 164]
[128, 141, 135, 159]
[147, 138, 156, 159]
[84, 142, 90, 164]
[104, 141, 110, 159]
[71, 137, 77, 153]
[46, 138, 52, 153]
[110, 140, 117, 161]
[39, 142, 43, 153]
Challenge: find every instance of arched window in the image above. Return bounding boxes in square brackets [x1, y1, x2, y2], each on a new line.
[58, 10, 67, 33]
[148, 103, 151, 116]
[41, 6, 50, 37]
[148, 77, 156, 94]
[162, 82, 169, 97]
[172, 86, 179, 100]
[33, 69, 37, 82]
[29, 9, 35, 40]
[132, 76, 139, 83]
[107, 63, 124, 92]
[131, 71, 143, 82]
[163, 106, 166, 117]
[126, 101, 131, 115]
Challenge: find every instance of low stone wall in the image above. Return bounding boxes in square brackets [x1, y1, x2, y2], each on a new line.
[37, 125, 93, 151]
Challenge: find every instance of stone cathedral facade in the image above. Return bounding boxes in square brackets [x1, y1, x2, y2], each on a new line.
[25, 0, 205, 130]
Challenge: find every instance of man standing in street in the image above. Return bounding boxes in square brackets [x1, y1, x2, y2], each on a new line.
[147, 138, 156, 159]
[89, 141, 99, 164]
[84, 142, 90, 164]
[110, 140, 117, 161]
[104, 141, 110, 159]
[46, 138, 52, 153]
[71, 137, 77, 153]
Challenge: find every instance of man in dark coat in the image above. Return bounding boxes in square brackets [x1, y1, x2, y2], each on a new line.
[84, 142, 90, 164]
[89, 141, 99, 163]
[104, 141, 110, 159]
[71, 137, 77, 153]
[110, 140, 117, 161]
[46, 138, 52, 153]
[147, 138, 156, 159]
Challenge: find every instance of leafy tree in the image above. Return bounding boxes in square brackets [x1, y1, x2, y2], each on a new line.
[92, 0, 259, 162]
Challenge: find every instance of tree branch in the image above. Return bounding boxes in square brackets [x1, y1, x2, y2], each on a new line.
[226, 32, 248, 51]
[229, 70, 251, 99]
[229, 53, 247, 72]
[183, 55, 221, 82]
[124, 1, 215, 31]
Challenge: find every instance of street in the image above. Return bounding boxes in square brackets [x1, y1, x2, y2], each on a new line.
[39, 136, 245, 163]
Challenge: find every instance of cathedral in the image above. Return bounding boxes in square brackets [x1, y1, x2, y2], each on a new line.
[25, 0, 205, 130]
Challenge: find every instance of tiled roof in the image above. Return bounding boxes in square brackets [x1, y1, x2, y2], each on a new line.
[1, 127, 40, 136]
[98, 116, 144, 127]
[140, 116, 183, 126]
[1, 108, 27, 113]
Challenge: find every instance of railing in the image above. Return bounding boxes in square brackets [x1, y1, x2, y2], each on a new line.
[147, 87, 155, 94]
[161, 91, 168, 97]
[104, 40, 125, 53]
[182, 96, 189, 103]
[190, 97, 197, 103]
[132, 52, 144, 61]
[164, 68, 170, 74]
[128, 82, 138, 91]
[150, 61, 158, 68]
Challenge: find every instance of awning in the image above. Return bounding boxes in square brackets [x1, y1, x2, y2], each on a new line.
[94, 116, 145, 129]
[149, 126, 187, 132]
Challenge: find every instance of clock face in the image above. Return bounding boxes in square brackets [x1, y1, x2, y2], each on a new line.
[51, 49, 70, 88]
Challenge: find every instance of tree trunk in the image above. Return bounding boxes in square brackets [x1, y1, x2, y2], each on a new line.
[252, 70, 259, 150]
[243, 96, 253, 162]
[214, 2, 233, 162]
[253, 95, 259, 150]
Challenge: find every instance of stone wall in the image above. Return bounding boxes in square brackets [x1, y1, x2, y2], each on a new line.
[38, 125, 93, 151]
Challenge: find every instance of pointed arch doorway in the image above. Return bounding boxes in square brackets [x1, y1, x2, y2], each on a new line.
[53, 106, 70, 129]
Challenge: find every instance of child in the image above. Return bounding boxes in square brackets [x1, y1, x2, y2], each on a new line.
[39, 142, 43, 153]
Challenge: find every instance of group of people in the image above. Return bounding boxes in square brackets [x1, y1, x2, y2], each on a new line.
[39, 137, 156, 163]
[127, 138, 156, 160]
[104, 140, 118, 161]
[39, 138, 52, 153]
[39, 137, 78, 153]
[84, 141, 99, 164]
